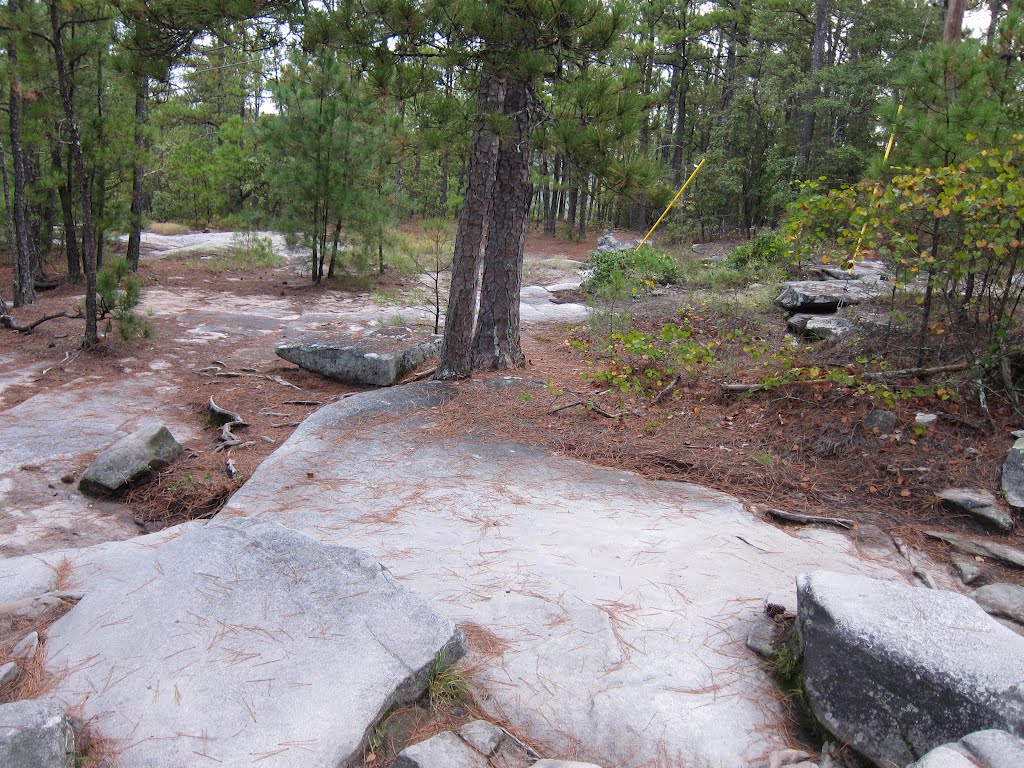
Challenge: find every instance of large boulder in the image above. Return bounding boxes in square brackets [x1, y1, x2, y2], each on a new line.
[926, 530, 1024, 569]
[936, 488, 1013, 533]
[908, 729, 1024, 768]
[44, 517, 465, 768]
[1002, 437, 1024, 509]
[775, 280, 880, 312]
[0, 699, 75, 768]
[78, 424, 182, 495]
[797, 571, 1024, 767]
[276, 327, 441, 386]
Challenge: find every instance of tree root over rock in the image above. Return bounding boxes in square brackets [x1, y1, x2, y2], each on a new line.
[208, 397, 249, 451]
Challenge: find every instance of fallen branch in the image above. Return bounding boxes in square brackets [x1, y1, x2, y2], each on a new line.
[270, 421, 301, 428]
[863, 360, 971, 380]
[266, 375, 301, 389]
[653, 375, 682, 404]
[400, 366, 437, 384]
[547, 400, 582, 415]
[208, 397, 249, 452]
[2, 309, 81, 334]
[759, 506, 854, 530]
[284, 400, 321, 406]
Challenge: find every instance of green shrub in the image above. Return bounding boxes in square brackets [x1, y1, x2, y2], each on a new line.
[582, 245, 682, 294]
[725, 230, 787, 269]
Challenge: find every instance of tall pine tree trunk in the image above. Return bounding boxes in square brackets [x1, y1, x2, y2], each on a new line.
[472, 80, 534, 371]
[127, 77, 149, 272]
[50, 0, 97, 345]
[436, 74, 505, 380]
[8, 0, 34, 307]
[800, 0, 829, 163]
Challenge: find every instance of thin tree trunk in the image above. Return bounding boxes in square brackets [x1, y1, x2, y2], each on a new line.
[436, 74, 505, 380]
[8, 0, 34, 306]
[472, 79, 534, 371]
[50, 0, 97, 344]
[0, 135, 14, 257]
[94, 47, 106, 270]
[54, 142, 80, 282]
[944, 0, 967, 42]
[126, 77, 149, 272]
[800, 0, 829, 163]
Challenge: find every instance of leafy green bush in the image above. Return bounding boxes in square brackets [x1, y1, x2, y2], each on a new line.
[725, 230, 787, 269]
[582, 245, 682, 294]
[96, 258, 152, 340]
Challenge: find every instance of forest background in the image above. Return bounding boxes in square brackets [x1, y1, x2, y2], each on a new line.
[0, 0, 1021, 367]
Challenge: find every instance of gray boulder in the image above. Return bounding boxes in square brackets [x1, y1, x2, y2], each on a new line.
[1002, 437, 1024, 509]
[78, 424, 182, 495]
[863, 410, 898, 435]
[0, 661, 18, 687]
[937, 488, 1014, 532]
[973, 583, 1024, 626]
[786, 313, 854, 340]
[775, 280, 880, 312]
[952, 556, 993, 586]
[908, 729, 1024, 768]
[926, 530, 1024, 569]
[596, 231, 638, 253]
[276, 327, 441, 386]
[393, 731, 489, 768]
[45, 517, 465, 768]
[797, 571, 1024, 767]
[0, 699, 75, 768]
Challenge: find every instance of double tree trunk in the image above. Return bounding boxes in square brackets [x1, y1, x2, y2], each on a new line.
[52, 142, 80, 282]
[435, 74, 506, 380]
[50, 0, 98, 345]
[126, 78, 149, 272]
[472, 79, 535, 371]
[8, 0, 34, 307]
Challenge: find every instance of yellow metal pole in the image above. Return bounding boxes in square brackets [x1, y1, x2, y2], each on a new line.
[852, 102, 904, 257]
[635, 157, 707, 252]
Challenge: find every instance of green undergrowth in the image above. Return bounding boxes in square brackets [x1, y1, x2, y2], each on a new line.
[766, 624, 833, 748]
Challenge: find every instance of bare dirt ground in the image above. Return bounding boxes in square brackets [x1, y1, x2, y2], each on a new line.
[2, 225, 1023, 588]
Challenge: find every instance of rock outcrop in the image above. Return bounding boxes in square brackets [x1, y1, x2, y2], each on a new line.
[797, 571, 1024, 767]
[0, 699, 75, 768]
[907, 729, 1024, 768]
[44, 517, 465, 768]
[937, 488, 1013, 533]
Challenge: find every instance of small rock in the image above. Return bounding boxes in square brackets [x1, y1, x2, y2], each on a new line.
[927, 530, 1024, 569]
[973, 583, 1024, 626]
[936, 488, 1014, 532]
[746, 614, 781, 658]
[11, 631, 38, 660]
[532, 762, 604, 768]
[916, 413, 938, 427]
[786, 314, 854, 341]
[379, 706, 430, 755]
[79, 424, 183, 496]
[1001, 437, 1024, 509]
[0, 595, 69, 633]
[863, 410, 898, 435]
[458, 720, 506, 757]
[952, 556, 992, 586]
[0, 661, 19, 688]
[596, 231, 638, 253]
[393, 731, 488, 768]
[0, 699, 75, 768]
[909, 729, 1024, 768]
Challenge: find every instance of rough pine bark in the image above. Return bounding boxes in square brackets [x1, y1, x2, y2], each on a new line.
[472, 80, 535, 371]
[50, 0, 98, 345]
[435, 74, 505, 380]
[127, 78, 149, 272]
[8, 0, 34, 306]
[800, 0, 829, 163]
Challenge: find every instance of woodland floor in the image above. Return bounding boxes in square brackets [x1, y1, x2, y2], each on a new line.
[2, 225, 1023, 588]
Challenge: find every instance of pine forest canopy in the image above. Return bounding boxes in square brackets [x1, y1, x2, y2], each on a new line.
[0, 0, 1020, 369]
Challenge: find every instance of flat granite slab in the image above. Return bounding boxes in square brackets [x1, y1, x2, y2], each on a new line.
[217, 382, 924, 768]
[276, 327, 441, 386]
